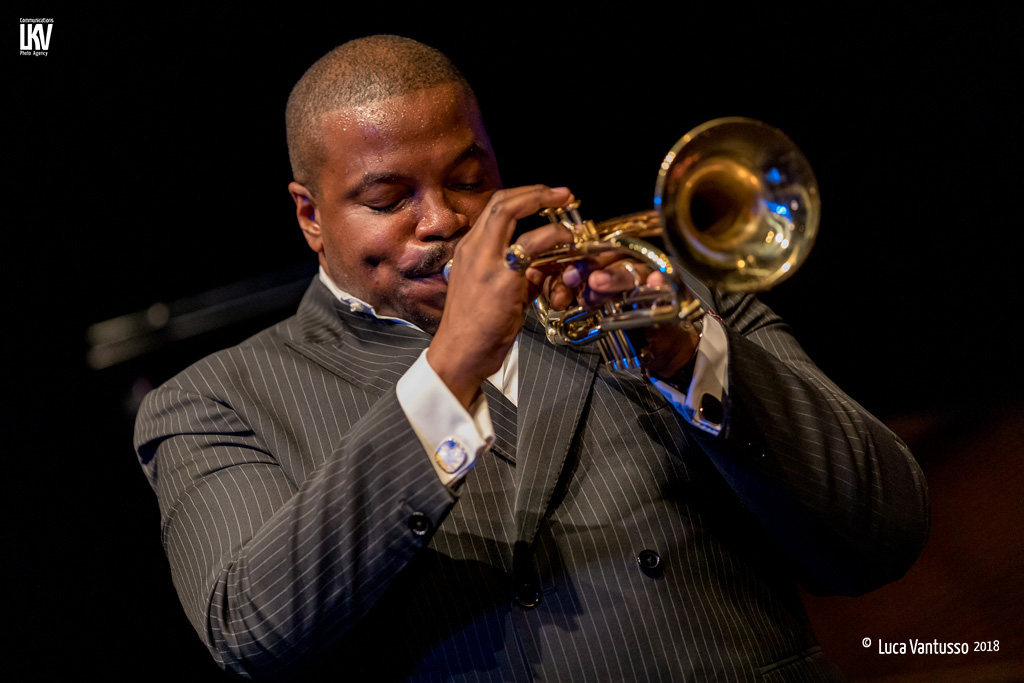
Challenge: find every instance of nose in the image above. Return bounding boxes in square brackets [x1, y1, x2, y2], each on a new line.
[415, 190, 468, 242]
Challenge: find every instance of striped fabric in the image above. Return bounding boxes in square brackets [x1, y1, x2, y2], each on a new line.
[135, 276, 928, 681]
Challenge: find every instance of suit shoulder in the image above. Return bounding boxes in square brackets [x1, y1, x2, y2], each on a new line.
[163, 314, 302, 395]
[134, 315, 304, 453]
[156, 274, 337, 390]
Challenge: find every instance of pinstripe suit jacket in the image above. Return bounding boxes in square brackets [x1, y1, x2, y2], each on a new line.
[135, 275, 928, 681]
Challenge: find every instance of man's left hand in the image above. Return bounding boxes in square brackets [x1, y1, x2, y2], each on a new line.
[553, 256, 701, 379]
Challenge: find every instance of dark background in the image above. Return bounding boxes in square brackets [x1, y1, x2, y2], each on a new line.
[4, 7, 1022, 681]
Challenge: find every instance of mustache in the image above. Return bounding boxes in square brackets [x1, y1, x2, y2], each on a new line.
[404, 243, 455, 279]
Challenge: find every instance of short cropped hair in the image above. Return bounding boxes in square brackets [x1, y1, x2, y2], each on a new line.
[285, 35, 472, 198]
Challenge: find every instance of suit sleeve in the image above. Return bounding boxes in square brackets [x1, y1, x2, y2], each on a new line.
[692, 290, 929, 597]
[135, 365, 456, 678]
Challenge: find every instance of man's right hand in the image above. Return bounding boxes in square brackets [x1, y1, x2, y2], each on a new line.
[427, 185, 574, 408]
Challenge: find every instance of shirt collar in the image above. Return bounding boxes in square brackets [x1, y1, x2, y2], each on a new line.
[318, 265, 424, 332]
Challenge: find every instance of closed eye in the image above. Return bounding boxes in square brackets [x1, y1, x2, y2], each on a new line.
[364, 195, 409, 214]
[448, 181, 484, 192]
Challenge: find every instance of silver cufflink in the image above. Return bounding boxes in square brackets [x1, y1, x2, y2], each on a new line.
[434, 438, 469, 474]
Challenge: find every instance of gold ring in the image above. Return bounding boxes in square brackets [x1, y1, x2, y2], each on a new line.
[505, 243, 532, 272]
[621, 261, 643, 288]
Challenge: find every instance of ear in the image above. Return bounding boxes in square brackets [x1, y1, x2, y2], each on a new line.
[289, 181, 323, 254]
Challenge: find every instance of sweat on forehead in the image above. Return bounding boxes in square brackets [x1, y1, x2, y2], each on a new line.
[321, 84, 479, 136]
[285, 35, 475, 196]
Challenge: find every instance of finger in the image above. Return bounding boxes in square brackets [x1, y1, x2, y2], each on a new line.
[546, 277, 576, 311]
[563, 250, 638, 288]
[561, 259, 593, 289]
[646, 270, 667, 287]
[563, 264, 584, 289]
[473, 185, 573, 255]
[587, 260, 651, 293]
[530, 272, 577, 312]
[516, 221, 574, 261]
[526, 272, 570, 310]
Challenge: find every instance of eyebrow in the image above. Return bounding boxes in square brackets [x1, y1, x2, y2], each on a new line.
[345, 143, 490, 199]
[346, 171, 409, 199]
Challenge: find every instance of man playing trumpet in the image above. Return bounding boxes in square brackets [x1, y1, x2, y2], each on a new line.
[136, 35, 928, 681]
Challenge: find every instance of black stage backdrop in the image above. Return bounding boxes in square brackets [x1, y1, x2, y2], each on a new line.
[4, 7, 1022, 681]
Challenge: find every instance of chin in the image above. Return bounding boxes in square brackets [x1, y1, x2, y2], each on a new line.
[410, 277, 447, 305]
[398, 292, 446, 335]
[406, 307, 443, 336]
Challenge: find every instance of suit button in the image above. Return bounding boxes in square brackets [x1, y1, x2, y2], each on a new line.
[408, 512, 431, 536]
[514, 582, 541, 609]
[637, 549, 662, 577]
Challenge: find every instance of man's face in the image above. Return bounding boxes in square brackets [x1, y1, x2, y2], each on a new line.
[291, 83, 501, 333]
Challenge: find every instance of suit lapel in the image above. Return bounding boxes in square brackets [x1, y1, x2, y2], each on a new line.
[481, 382, 517, 465]
[287, 279, 598, 545]
[284, 279, 431, 396]
[513, 313, 600, 545]
[287, 278, 520, 464]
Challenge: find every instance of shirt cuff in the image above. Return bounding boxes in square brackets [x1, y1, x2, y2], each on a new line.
[650, 315, 729, 436]
[396, 349, 495, 485]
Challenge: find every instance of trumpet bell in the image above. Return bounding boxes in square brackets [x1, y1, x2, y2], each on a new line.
[657, 117, 820, 292]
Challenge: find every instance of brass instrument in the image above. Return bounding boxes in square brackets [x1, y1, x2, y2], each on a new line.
[442, 117, 820, 370]
[528, 117, 820, 370]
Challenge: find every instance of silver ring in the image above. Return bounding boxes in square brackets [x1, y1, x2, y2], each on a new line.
[621, 261, 643, 288]
[505, 243, 532, 272]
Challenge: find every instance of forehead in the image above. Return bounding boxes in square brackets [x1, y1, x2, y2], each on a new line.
[317, 83, 488, 183]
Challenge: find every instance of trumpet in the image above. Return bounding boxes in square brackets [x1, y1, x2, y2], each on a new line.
[456, 117, 821, 370]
